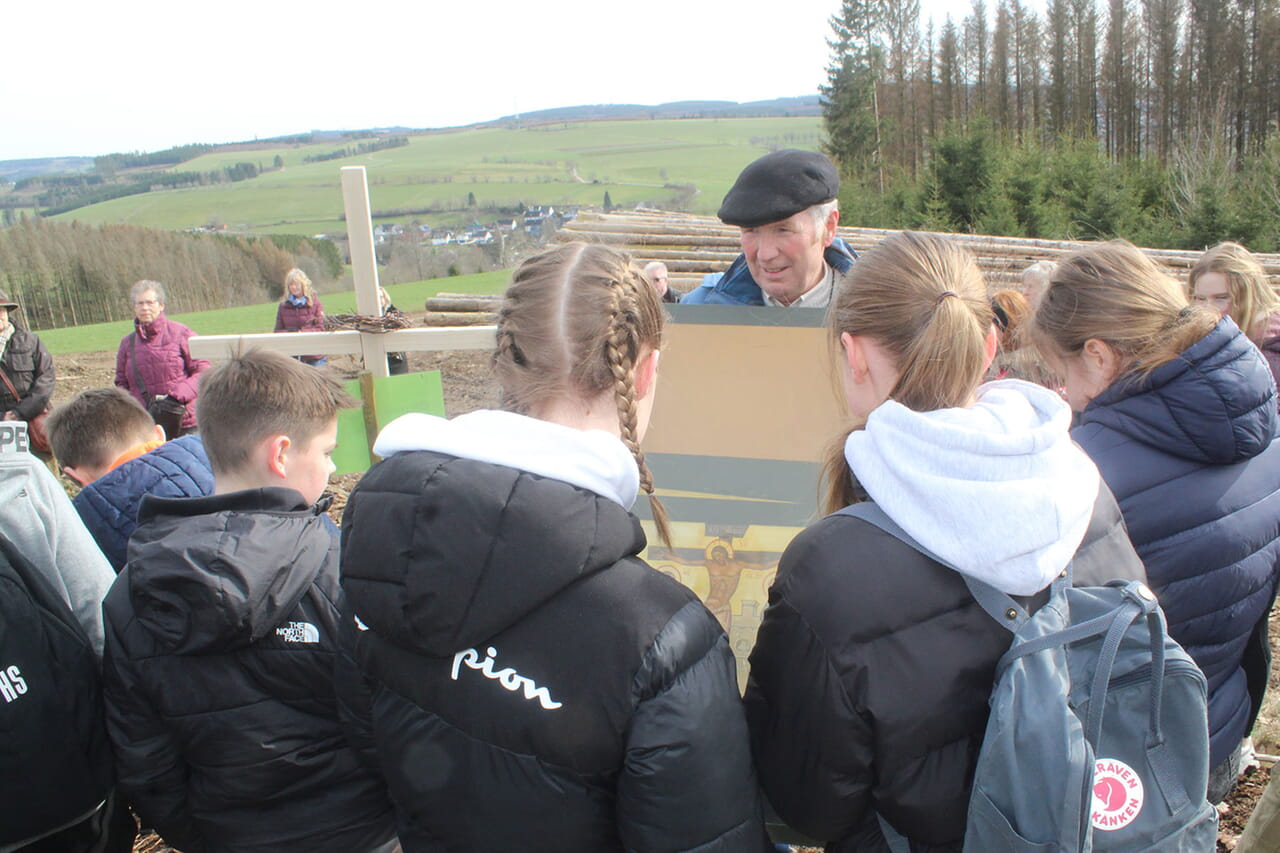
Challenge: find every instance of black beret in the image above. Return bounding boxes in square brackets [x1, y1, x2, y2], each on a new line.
[718, 149, 839, 227]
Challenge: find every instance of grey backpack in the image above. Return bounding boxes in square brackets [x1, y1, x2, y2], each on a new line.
[839, 503, 1218, 852]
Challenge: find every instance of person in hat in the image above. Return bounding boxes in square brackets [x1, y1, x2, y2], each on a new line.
[681, 149, 857, 307]
[0, 290, 55, 437]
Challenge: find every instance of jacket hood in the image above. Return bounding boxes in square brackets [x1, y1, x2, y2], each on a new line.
[127, 487, 333, 654]
[375, 409, 640, 508]
[348, 410, 645, 655]
[1080, 317, 1278, 465]
[846, 380, 1100, 596]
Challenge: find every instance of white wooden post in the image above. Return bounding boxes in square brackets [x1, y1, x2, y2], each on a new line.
[186, 166, 499, 436]
[341, 166, 390, 379]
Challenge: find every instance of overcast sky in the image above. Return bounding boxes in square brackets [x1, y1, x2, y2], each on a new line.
[4, 0, 967, 162]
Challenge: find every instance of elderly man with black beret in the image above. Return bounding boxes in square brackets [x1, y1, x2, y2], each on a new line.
[681, 149, 857, 307]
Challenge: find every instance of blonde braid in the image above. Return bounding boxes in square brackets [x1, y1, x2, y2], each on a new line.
[605, 280, 672, 549]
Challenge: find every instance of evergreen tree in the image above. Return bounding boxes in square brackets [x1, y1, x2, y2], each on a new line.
[822, 0, 886, 183]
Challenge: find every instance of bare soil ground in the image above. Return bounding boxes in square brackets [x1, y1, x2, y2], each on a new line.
[48, 344, 1270, 852]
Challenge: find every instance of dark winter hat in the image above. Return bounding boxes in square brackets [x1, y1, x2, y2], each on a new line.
[0, 292, 17, 311]
[718, 149, 840, 227]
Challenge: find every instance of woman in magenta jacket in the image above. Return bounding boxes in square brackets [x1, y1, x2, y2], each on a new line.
[274, 268, 327, 366]
[114, 280, 208, 434]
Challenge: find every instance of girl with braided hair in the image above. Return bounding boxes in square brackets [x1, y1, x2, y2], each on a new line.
[337, 242, 768, 852]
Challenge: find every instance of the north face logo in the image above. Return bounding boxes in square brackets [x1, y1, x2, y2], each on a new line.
[1091, 758, 1145, 830]
[275, 622, 320, 644]
[0, 665, 28, 703]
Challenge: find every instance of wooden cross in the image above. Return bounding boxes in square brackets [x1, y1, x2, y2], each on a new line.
[187, 166, 496, 455]
[189, 166, 495, 368]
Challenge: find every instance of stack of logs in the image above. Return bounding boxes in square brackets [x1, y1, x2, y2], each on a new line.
[554, 209, 1280, 294]
[419, 210, 1280, 325]
[423, 292, 501, 326]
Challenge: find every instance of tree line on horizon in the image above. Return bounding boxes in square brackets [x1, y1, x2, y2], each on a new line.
[822, 0, 1280, 251]
[0, 218, 342, 331]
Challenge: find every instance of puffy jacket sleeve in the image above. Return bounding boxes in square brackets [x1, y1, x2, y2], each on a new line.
[101, 582, 204, 852]
[334, 597, 383, 776]
[743, 541, 876, 844]
[114, 335, 132, 393]
[9, 455, 115, 658]
[273, 303, 287, 333]
[617, 600, 769, 853]
[306, 298, 325, 331]
[166, 326, 208, 404]
[14, 333, 54, 420]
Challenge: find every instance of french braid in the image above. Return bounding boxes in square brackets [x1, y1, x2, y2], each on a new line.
[605, 279, 672, 549]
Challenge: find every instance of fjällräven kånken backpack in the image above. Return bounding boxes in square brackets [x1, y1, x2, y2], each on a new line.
[838, 502, 1217, 852]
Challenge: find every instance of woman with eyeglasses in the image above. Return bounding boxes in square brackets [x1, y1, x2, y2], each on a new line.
[1189, 242, 1280, 391]
[114, 280, 210, 437]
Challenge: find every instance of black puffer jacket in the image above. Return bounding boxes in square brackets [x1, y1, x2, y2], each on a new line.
[340, 446, 768, 853]
[0, 326, 54, 419]
[745, 485, 1146, 853]
[101, 488, 396, 853]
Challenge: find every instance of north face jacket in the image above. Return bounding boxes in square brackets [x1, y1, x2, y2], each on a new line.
[1073, 316, 1280, 769]
[73, 434, 214, 572]
[101, 487, 396, 853]
[338, 410, 768, 853]
[114, 315, 209, 430]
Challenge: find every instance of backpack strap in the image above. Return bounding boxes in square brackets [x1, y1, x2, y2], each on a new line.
[834, 502, 1053, 631]
[835, 503, 1173, 760]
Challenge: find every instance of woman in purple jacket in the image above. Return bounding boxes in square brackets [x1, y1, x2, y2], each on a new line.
[274, 268, 327, 366]
[114, 280, 209, 435]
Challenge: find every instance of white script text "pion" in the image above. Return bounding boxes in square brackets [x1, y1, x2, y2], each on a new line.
[451, 646, 564, 710]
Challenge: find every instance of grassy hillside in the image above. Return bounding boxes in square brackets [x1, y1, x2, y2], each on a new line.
[37, 270, 510, 355]
[49, 117, 821, 235]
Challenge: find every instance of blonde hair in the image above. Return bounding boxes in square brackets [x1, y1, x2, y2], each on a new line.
[494, 242, 671, 546]
[821, 232, 991, 513]
[1033, 240, 1218, 378]
[283, 268, 314, 302]
[1189, 242, 1280, 343]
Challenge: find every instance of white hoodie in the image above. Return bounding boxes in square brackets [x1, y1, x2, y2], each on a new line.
[374, 409, 640, 510]
[845, 380, 1100, 596]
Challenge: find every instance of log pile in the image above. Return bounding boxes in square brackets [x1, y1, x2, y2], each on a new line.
[555, 210, 1280, 293]
[422, 293, 500, 327]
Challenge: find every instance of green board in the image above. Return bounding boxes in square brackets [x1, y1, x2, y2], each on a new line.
[333, 370, 446, 475]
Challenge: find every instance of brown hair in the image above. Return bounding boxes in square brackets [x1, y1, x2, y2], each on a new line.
[494, 241, 671, 546]
[1032, 240, 1218, 377]
[991, 289, 1032, 351]
[46, 387, 156, 470]
[196, 348, 356, 476]
[821, 231, 992, 513]
[1189, 242, 1280, 343]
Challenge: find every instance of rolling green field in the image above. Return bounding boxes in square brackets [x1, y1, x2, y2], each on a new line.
[38, 270, 510, 355]
[47, 117, 822, 235]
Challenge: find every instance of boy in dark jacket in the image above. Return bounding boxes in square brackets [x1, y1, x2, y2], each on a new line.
[100, 349, 397, 853]
[47, 387, 214, 572]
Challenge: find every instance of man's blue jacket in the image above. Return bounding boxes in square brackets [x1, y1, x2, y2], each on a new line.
[680, 238, 857, 306]
[73, 434, 214, 572]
